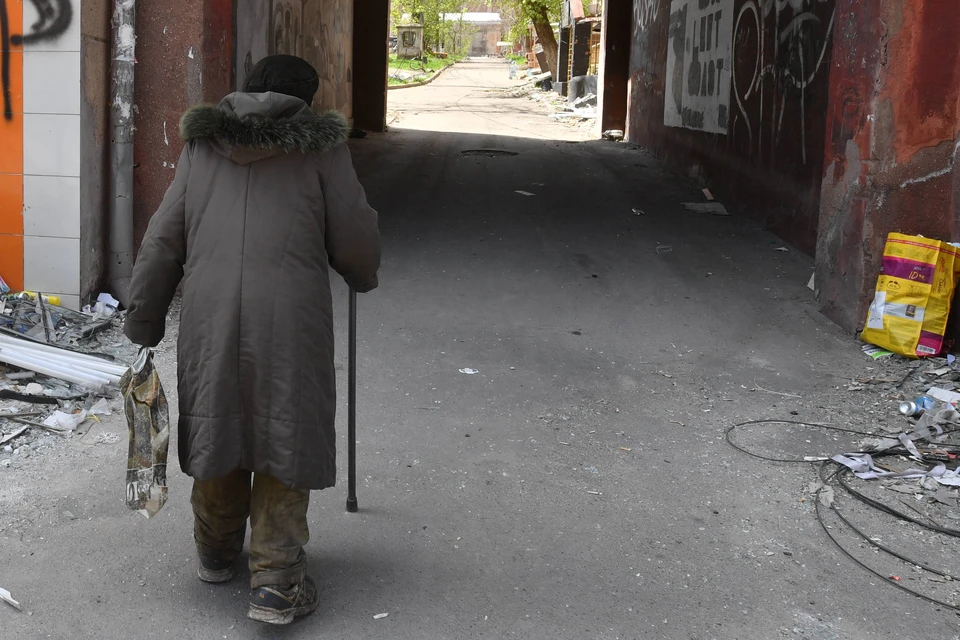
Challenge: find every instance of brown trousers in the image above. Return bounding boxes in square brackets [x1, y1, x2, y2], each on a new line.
[191, 470, 310, 589]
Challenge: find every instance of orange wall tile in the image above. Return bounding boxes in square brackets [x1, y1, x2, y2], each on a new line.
[0, 234, 23, 290]
[0, 50, 24, 175]
[1, 0, 24, 290]
[0, 173, 22, 234]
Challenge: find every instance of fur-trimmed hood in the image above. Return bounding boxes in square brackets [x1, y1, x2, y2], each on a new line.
[180, 92, 349, 164]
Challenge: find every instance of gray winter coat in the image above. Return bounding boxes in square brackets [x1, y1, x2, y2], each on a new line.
[124, 92, 381, 490]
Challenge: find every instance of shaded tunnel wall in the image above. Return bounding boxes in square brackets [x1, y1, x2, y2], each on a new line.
[627, 0, 835, 255]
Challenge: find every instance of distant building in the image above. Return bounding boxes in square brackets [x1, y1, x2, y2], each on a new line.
[440, 12, 502, 57]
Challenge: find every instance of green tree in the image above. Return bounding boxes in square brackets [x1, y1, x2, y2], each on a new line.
[495, 0, 562, 78]
[392, 0, 469, 55]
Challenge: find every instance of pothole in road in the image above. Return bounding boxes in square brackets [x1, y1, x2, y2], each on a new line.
[460, 149, 520, 157]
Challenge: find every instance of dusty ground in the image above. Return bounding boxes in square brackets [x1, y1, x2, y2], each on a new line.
[1, 58, 959, 639]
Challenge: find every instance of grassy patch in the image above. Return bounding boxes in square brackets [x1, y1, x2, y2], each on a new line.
[389, 54, 457, 74]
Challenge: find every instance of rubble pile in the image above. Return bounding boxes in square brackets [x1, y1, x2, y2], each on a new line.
[0, 293, 136, 467]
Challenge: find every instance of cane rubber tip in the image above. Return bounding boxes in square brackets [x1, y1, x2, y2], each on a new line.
[346, 498, 359, 513]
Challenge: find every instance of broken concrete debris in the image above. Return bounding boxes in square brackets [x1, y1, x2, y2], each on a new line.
[1, 291, 135, 467]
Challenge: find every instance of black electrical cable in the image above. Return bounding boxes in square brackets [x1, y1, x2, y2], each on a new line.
[822, 481, 957, 579]
[814, 482, 960, 613]
[836, 464, 960, 538]
[725, 420, 906, 464]
[726, 421, 960, 612]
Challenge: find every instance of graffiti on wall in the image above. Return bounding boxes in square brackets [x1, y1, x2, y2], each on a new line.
[15, 0, 72, 44]
[664, 0, 734, 134]
[634, 0, 659, 32]
[730, 0, 835, 165]
[271, 1, 302, 57]
[1, 0, 73, 120]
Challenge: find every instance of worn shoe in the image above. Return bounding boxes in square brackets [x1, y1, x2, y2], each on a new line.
[197, 555, 236, 584]
[248, 576, 319, 625]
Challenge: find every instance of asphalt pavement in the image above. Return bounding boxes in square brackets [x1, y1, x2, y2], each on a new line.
[0, 58, 955, 640]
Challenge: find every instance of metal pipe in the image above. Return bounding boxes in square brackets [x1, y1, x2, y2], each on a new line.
[107, 0, 137, 307]
[0, 348, 112, 389]
[0, 334, 128, 376]
[0, 345, 124, 381]
[0, 344, 119, 381]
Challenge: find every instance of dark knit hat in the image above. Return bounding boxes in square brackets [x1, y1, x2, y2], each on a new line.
[244, 55, 320, 105]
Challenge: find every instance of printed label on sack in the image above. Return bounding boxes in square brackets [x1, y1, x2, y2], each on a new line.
[866, 291, 887, 330]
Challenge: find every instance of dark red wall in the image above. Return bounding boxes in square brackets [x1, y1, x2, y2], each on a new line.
[133, 0, 233, 249]
[817, 0, 960, 333]
[627, 0, 835, 255]
[598, 0, 632, 134]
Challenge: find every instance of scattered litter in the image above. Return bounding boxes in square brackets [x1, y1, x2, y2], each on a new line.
[681, 202, 728, 216]
[374, 613, 389, 620]
[515, 190, 535, 197]
[0, 426, 29, 445]
[807, 273, 815, 291]
[586, 490, 601, 495]
[620, 447, 632, 452]
[889, 575, 901, 582]
[861, 232, 960, 358]
[929, 366, 953, 377]
[1, 294, 115, 345]
[818, 485, 835, 507]
[23, 382, 44, 396]
[559, 441, 571, 446]
[89, 397, 112, 416]
[549, 108, 596, 120]
[774, 247, 790, 252]
[43, 410, 88, 432]
[749, 381, 801, 398]
[925, 387, 960, 406]
[862, 344, 894, 360]
[631, 208, 644, 216]
[0, 276, 8, 294]
[656, 245, 673, 255]
[935, 487, 957, 506]
[459, 368, 479, 375]
[702, 188, 714, 201]
[602, 130, 624, 141]
[0, 586, 20, 611]
[94, 432, 121, 445]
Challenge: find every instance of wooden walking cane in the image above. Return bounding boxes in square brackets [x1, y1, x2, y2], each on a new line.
[346, 287, 359, 513]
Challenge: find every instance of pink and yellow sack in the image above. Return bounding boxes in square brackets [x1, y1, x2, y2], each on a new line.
[861, 233, 960, 357]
